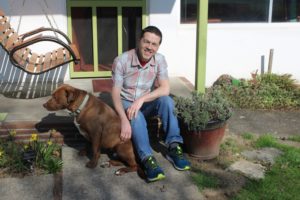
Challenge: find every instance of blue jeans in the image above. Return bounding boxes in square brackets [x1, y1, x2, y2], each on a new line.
[122, 96, 183, 161]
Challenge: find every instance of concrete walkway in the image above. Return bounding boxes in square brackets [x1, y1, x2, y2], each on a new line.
[0, 77, 203, 200]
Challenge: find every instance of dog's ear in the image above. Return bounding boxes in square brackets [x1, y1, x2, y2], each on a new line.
[65, 87, 75, 103]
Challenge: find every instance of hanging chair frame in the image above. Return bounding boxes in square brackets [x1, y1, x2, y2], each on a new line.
[0, 8, 80, 75]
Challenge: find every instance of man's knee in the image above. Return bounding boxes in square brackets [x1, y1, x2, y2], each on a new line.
[130, 111, 147, 126]
[158, 96, 174, 108]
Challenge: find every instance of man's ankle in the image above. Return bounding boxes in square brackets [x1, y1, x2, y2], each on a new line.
[169, 142, 180, 151]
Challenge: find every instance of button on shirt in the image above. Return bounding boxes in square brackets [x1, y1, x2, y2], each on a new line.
[112, 49, 168, 101]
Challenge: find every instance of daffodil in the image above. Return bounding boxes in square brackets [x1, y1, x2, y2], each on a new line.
[30, 133, 38, 142]
[0, 150, 4, 157]
[23, 144, 29, 150]
[9, 129, 17, 137]
[47, 140, 53, 146]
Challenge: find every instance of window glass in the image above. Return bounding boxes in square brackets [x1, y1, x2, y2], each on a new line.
[122, 7, 142, 52]
[272, 0, 300, 22]
[181, 0, 300, 23]
[208, 0, 269, 23]
[71, 7, 94, 72]
[97, 7, 118, 71]
[181, 0, 198, 23]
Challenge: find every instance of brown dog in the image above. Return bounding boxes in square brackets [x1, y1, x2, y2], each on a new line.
[43, 84, 138, 175]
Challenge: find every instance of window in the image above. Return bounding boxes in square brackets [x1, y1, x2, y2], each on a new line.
[181, 0, 300, 23]
[67, 0, 146, 78]
[272, 0, 300, 22]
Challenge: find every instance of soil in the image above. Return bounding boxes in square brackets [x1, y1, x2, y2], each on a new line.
[188, 107, 300, 200]
[190, 159, 247, 200]
[188, 132, 252, 200]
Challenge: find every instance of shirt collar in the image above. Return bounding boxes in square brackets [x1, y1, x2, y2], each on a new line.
[132, 48, 156, 68]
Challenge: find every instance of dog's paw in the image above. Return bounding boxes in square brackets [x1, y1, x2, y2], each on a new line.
[86, 161, 97, 168]
[100, 161, 111, 168]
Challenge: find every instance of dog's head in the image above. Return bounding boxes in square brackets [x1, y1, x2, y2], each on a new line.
[43, 84, 82, 111]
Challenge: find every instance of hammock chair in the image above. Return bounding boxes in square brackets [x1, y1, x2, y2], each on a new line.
[0, 8, 80, 75]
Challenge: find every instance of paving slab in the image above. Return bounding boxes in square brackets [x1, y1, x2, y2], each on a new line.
[0, 174, 54, 200]
[62, 146, 203, 200]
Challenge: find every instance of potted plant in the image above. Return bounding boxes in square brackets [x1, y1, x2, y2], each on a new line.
[174, 87, 233, 160]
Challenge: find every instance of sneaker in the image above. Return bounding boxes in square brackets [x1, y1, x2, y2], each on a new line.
[166, 145, 191, 171]
[143, 156, 166, 182]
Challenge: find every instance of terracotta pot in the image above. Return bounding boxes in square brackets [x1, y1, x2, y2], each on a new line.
[181, 120, 227, 160]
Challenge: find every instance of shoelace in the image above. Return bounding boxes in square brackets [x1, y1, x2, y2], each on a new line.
[173, 146, 184, 159]
[145, 157, 159, 169]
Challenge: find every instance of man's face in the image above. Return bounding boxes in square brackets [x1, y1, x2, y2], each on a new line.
[138, 32, 161, 62]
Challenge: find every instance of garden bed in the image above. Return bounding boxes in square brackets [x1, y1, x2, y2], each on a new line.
[0, 129, 63, 178]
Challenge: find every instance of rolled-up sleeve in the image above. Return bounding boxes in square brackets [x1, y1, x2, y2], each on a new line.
[156, 54, 168, 80]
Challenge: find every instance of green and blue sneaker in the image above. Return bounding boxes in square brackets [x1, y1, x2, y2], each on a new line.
[143, 156, 165, 182]
[166, 145, 191, 171]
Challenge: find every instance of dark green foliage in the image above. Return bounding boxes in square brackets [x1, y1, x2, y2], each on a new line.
[0, 134, 62, 176]
[174, 87, 232, 131]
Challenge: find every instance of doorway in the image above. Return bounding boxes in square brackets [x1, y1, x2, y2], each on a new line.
[67, 0, 147, 78]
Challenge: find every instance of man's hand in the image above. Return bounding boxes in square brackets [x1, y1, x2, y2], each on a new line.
[120, 118, 132, 142]
[126, 98, 144, 120]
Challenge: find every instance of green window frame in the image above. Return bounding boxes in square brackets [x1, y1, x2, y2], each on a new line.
[67, 0, 147, 78]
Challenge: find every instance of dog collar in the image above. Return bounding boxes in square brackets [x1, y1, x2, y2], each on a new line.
[71, 94, 90, 116]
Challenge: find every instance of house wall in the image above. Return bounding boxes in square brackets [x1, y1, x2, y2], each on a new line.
[1, 0, 299, 87]
[149, 0, 300, 86]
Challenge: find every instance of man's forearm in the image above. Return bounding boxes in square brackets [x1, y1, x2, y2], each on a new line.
[139, 79, 170, 103]
[112, 87, 128, 121]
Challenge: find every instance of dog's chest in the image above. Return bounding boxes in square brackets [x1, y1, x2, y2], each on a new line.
[74, 119, 89, 140]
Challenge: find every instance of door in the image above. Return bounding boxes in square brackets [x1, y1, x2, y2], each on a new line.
[67, 1, 147, 78]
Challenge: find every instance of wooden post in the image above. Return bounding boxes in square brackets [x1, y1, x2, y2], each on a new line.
[268, 49, 274, 74]
[261, 55, 265, 75]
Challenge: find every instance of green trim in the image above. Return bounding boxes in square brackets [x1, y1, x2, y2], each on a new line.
[71, 71, 112, 78]
[195, 0, 208, 93]
[0, 113, 7, 122]
[68, 1, 144, 7]
[92, 7, 98, 73]
[117, 7, 123, 55]
[142, 1, 147, 28]
[67, 6, 74, 77]
[67, 0, 147, 78]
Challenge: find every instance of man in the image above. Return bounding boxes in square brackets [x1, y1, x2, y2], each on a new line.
[111, 26, 190, 182]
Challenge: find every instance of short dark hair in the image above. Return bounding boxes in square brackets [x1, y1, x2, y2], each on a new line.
[140, 26, 162, 44]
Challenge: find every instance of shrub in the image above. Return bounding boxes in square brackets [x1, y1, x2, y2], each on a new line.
[218, 73, 300, 110]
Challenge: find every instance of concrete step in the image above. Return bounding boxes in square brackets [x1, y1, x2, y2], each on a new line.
[0, 120, 82, 145]
[0, 118, 163, 146]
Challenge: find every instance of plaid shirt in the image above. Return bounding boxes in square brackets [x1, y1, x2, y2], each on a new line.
[112, 49, 168, 101]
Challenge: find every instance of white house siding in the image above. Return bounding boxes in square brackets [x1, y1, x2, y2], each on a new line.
[149, 0, 300, 86]
[1, 0, 299, 87]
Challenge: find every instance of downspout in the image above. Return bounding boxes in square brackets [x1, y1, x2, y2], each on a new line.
[195, 0, 208, 93]
[268, 0, 273, 22]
